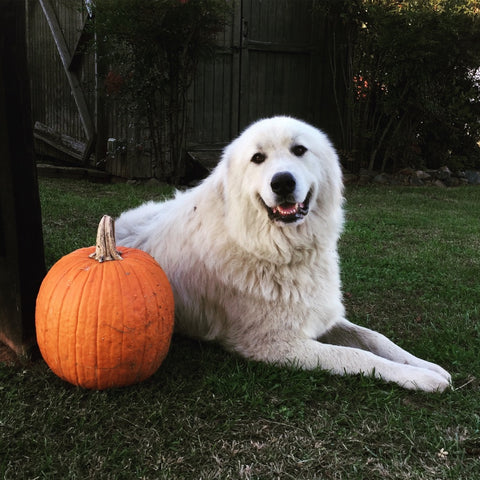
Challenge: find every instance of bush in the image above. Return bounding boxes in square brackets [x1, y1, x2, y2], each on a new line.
[90, 0, 229, 182]
[322, 0, 480, 172]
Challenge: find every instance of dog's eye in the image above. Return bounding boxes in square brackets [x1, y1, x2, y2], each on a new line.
[251, 152, 266, 164]
[291, 145, 307, 157]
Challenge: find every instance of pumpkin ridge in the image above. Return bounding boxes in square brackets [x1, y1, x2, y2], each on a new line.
[95, 258, 139, 387]
[91, 257, 104, 389]
[59, 253, 100, 387]
[110, 258, 130, 387]
[133, 256, 174, 371]
[71, 256, 96, 387]
[130, 255, 170, 379]
[42, 257, 92, 382]
[122, 258, 149, 382]
[93, 260, 122, 388]
[117, 251, 173, 381]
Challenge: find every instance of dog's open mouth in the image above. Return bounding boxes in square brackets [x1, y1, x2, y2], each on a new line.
[262, 191, 311, 223]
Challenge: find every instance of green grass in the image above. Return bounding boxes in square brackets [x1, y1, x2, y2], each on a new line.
[38, 179, 174, 268]
[1, 178, 480, 479]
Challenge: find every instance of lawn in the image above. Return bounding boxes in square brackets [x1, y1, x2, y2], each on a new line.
[1, 178, 479, 479]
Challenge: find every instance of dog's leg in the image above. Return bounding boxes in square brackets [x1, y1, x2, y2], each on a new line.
[260, 337, 451, 392]
[319, 319, 451, 382]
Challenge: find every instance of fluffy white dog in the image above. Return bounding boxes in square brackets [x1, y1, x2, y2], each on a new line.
[115, 116, 451, 392]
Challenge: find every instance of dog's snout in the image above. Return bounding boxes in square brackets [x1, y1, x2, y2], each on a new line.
[271, 172, 296, 197]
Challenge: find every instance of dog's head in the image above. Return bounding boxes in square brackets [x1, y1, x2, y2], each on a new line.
[216, 116, 344, 261]
[222, 117, 342, 224]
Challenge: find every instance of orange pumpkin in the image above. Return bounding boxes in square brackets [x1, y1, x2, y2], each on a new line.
[35, 215, 174, 389]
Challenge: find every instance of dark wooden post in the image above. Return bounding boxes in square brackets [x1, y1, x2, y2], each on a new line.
[0, 1, 46, 357]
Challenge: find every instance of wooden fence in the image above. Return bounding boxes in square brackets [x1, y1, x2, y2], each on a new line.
[27, 0, 346, 179]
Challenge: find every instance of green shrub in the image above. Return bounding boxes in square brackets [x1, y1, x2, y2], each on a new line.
[321, 0, 480, 172]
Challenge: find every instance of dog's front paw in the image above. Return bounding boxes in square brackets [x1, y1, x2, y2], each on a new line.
[424, 362, 451, 384]
[399, 367, 452, 393]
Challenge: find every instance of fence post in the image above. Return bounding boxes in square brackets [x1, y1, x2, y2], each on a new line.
[0, 1, 46, 358]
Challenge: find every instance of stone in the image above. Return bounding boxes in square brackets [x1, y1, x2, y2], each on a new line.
[415, 170, 431, 180]
[444, 176, 461, 187]
[373, 173, 389, 184]
[436, 166, 452, 181]
[358, 174, 373, 185]
[465, 170, 480, 185]
[399, 167, 415, 176]
[409, 175, 424, 186]
[343, 173, 359, 185]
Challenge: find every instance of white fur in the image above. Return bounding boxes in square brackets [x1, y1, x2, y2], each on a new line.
[115, 116, 451, 392]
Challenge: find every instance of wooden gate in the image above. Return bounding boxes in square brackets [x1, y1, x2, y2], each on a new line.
[187, 0, 341, 160]
[27, 0, 344, 177]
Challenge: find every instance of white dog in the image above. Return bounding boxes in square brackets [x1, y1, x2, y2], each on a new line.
[115, 116, 451, 392]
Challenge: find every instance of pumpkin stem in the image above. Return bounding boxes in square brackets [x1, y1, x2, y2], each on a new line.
[89, 215, 123, 262]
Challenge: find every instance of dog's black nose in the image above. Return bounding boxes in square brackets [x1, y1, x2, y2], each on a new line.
[271, 172, 296, 197]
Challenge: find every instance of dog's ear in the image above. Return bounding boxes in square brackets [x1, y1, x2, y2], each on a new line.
[217, 140, 239, 200]
[205, 149, 230, 205]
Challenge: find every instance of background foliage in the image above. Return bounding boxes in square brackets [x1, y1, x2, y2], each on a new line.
[322, 0, 480, 172]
